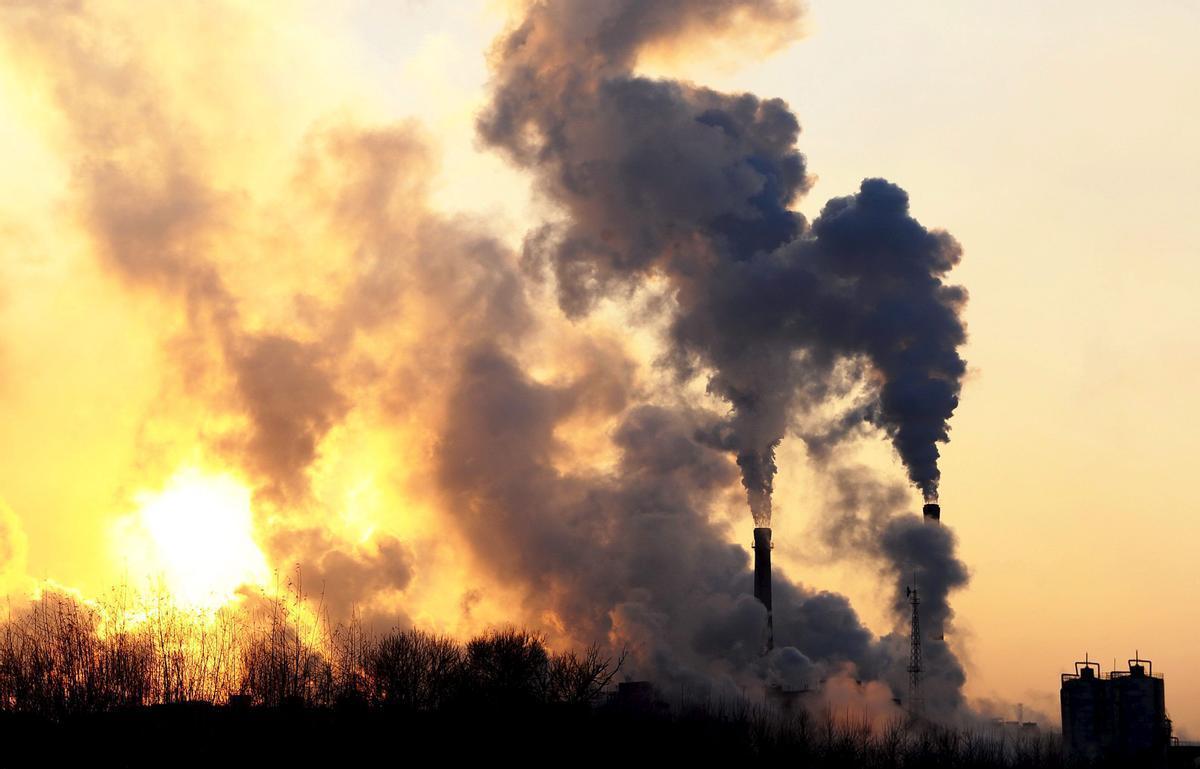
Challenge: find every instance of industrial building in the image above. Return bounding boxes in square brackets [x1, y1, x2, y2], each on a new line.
[1060, 654, 1172, 767]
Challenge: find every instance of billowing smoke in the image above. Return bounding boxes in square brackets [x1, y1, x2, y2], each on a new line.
[435, 343, 891, 691]
[480, 0, 967, 519]
[471, 0, 973, 713]
[813, 467, 970, 718]
[0, 3, 518, 620]
[1, 3, 343, 505]
[1, 0, 978, 720]
[798, 183, 967, 502]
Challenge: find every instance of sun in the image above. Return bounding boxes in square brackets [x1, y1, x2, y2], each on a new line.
[115, 466, 270, 611]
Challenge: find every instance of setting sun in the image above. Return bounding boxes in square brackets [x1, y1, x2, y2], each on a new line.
[4, 1, 1200, 762]
[113, 467, 269, 611]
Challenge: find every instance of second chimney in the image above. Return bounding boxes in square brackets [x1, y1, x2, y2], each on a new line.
[753, 526, 774, 651]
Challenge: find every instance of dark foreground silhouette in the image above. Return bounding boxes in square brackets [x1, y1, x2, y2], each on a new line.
[0, 588, 1085, 768]
[2, 699, 1075, 769]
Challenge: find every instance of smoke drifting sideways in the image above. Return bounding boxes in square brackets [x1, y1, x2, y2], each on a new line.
[0, 2, 524, 624]
[480, 0, 968, 517]
[0, 0, 978, 720]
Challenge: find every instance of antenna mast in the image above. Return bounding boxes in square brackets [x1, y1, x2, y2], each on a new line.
[907, 573, 923, 718]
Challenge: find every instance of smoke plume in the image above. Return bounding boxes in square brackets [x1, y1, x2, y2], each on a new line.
[435, 343, 891, 691]
[0, 3, 527, 620]
[811, 466, 970, 718]
[481, 0, 967, 519]
[0, 0, 978, 720]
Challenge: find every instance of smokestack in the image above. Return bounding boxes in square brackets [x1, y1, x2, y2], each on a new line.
[753, 526, 774, 651]
[921, 503, 946, 641]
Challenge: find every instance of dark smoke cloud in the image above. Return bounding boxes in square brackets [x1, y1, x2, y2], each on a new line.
[815, 468, 969, 644]
[481, 0, 967, 518]
[877, 516, 969, 721]
[881, 516, 968, 645]
[4, 0, 979, 720]
[435, 341, 891, 691]
[800, 181, 967, 501]
[812, 466, 970, 718]
[472, 0, 973, 715]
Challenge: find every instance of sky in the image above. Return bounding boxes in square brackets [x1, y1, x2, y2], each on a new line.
[1, 0, 1198, 732]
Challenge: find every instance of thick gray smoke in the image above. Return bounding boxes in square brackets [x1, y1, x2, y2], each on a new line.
[469, 0, 973, 715]
[435, 342, 890, 692]
[480, 0, 967, 515]
[7, 0, 977, 719]
[818, 467, 970, 718]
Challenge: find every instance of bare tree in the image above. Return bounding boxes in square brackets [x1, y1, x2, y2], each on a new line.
[547, 643, 626, 706]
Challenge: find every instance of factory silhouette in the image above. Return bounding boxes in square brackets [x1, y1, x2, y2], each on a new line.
[1060, 654, 1198, 768]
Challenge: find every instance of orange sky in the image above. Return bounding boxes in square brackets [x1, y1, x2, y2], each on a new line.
[1, 0, 1197, 733]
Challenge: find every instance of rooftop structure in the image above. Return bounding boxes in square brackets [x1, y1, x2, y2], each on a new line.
[1061, 653, 1171, 767]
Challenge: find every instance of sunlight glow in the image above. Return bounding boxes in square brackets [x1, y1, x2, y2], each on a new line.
[116, 467, 270, 611]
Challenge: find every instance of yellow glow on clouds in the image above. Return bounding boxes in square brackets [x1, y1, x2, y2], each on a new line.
[112, 466, 269, 611]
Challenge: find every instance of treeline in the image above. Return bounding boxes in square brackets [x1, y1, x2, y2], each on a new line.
[0, 589, 1075, 768]
[0, 588, 619, 718]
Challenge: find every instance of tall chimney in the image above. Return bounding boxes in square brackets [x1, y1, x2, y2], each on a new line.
[922, 503, 945, 641]
[753, 527, 774, 651]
